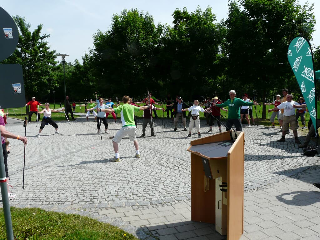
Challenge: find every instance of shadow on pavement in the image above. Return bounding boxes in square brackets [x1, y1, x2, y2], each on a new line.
[274, 165, 320, 195]
[245, 154, 298, 161]
[276, 191, 320, 206]
[136, 221, 226, 240]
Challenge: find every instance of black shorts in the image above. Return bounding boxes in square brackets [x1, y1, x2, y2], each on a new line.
[240, 109, 249, 115]
[209, 115, 221, 127]
[226, 119, 242, 131]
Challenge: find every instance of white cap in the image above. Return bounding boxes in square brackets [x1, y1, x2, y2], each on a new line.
[229, 90, 236, 95]
[276, 94, 281, 97]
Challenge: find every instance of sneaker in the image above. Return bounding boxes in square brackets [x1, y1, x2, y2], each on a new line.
[313, 183, 320, 189]
[248, 125, 251, 128]
[135, 153, 140, 158]
[277, 138, 285, 142]
[97, 130, 101, 134]
[295, 138, 301, 144]
[174, 128, 177, 131]
[55, 131, 59, 134]
[140, 134, 145, 138]
[113, 157, 120, 162]
[298, 143, 308, 148]
[151, 133, 155, 137]
[207, 129, 212, 133]
[187, 133, 191, 137]
[198, 133, 201, 138]
[183, 128, 187, 131]
[105, 129, 108, 133]
[37, 134, 40, 138]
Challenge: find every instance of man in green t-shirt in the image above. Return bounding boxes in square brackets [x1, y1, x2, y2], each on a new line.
[86, 99, 97, 121]
[101, 95, 149, 162]
[212, 90, 257, 132]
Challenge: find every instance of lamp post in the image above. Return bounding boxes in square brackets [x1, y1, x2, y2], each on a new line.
[57, 53, 69, 102]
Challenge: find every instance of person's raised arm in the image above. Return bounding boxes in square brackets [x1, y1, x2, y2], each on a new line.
[100, 108, 115, 113]
[0, 125, 27, 144]
[139, 105, 149, 110]
[213, 101, 228, 107]
[51, 108, 64, 113]
[239, 99, 257, 106]
[293, 103, 307, 109]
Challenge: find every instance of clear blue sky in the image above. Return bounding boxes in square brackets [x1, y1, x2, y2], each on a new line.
[2, 0, 320, 63]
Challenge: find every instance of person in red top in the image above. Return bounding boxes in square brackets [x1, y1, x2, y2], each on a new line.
[25, 97, 41, 122]
[141, 93, 158, 118]
[140, 99, 163, 137]
[207, 97, 227, 133]
[264, 94, 281, 127]
[72, 102, 76, 112]
[295, 97, 306, 128]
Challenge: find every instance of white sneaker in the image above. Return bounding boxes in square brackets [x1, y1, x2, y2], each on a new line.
[55, 131, 59, 134]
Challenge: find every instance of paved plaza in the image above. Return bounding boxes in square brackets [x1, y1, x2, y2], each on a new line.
[4, 116, 320, 239]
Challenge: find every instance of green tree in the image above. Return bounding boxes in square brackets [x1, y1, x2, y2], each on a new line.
[225, 0, 316, 117]
[160, 7, 226, 99]
[4, 16, 57, 100]
[91, 9, 163, 98]
[67, 55, 97, 101]
[314, 46, 320, 71]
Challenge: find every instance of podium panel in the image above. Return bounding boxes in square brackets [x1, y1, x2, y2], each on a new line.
[188, 131, 244, 240]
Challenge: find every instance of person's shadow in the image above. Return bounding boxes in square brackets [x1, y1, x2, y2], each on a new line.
[277, 191, 320, 206]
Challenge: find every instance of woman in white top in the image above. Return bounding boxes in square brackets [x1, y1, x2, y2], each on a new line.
[182, 100, 206, 138]
[37, 103, 62, 137]
[87, 98, 108, 134]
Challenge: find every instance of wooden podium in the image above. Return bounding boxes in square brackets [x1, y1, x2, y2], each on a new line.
[187, 131, 244, 240]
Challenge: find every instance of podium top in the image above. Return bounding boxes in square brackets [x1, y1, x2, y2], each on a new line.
[188, 141, 233, 159]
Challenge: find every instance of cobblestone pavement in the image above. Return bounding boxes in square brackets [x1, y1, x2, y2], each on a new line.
[4, 117, 320, 239]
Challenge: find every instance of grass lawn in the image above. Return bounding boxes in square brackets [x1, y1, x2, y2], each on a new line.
[0, 207, 138, 240]
[3, 103, 309, 127]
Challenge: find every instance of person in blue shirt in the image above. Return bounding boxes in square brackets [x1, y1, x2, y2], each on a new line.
[106, 98, 117, 123]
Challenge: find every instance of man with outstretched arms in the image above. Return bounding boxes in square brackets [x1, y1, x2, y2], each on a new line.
[212, 90, 257, 134]
[100, 95, 149, 162]
[86, 99, 97, 121]
[25, 97, 41, 122]
[273, 94, 301, 144]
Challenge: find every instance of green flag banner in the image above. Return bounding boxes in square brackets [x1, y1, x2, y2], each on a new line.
[288, 37, 316, 129]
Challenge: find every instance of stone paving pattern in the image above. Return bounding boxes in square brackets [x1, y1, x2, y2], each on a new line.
[4, 117, 320, 239]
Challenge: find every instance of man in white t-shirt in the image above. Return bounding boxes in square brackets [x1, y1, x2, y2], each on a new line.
[273, 94, 302, 143]
[182, 100, 206, 138]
